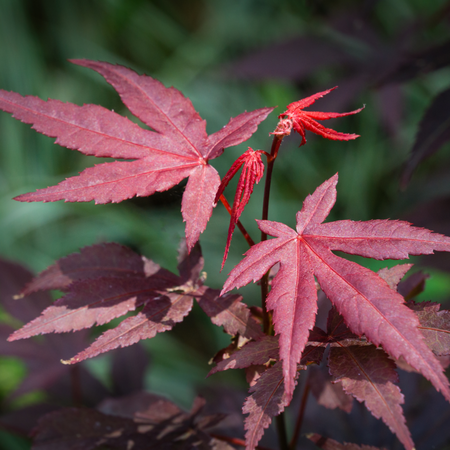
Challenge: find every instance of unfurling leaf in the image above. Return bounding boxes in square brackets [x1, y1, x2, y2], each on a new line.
[222, 173, 450, 405]
[271, 87, 364, 145]
[215, 147, 265, 268]
[0, 60, 272, 250]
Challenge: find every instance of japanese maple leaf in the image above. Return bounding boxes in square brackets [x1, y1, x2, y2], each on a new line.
[8, 241, 262, 363]
[0, 60, 272, 250]
[222, 173, 450, 404]
[272, 87, 364, 146]
[214, 147, 265, 268]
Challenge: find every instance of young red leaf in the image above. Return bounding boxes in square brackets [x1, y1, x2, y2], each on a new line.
[272, 87, 364, 145]
[222, 173, 450, 405]
[0, 60, 273, 250]
[214, 148, 265, 268]
[243, 361, 293, 450]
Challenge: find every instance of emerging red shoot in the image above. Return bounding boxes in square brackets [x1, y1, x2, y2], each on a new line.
[215, 148, 265, 269]
[272, 87, 364, 146]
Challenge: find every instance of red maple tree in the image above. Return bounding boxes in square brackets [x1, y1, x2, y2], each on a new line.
[1, 60, 449, 450]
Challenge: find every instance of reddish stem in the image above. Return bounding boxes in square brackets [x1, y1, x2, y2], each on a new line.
[210, 433, 274, 450]
[260, 135, 290, 450]
[219, 194, 255, 247]
[260, 135, 283, 333]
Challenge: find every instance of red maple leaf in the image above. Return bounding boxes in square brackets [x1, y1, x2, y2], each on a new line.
[214, 147, 265, 268]
[272, 87, 364, 146]
[222, 173, 450, 404]
[0, 60, 272, 250]
[8, 241, 262, 363]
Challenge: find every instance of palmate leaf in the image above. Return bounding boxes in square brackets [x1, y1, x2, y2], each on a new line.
[208, 335, 325, 450]
[222, 173, 450, 405]
[8, 242, 262, 363]
[0, 60, 273, 250]
[326, 307, 413, 450]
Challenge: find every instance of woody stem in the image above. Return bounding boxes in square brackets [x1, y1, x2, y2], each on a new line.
[219, 194, 255, 247]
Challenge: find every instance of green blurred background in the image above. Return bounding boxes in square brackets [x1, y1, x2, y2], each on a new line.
[1, 0, 450, 448]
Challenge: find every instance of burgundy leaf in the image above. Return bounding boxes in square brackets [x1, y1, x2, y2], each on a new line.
[9, 277, 166, 340]
[9, 242, 208, 363]
[177, 240, 204, 284]
[309, 365, 353, 413]
[209, 336, 279, 376]
[222, 173, 450, 405]
[20, 243, 147, 295]
[408, 301, 450, 356]
[397, 271, 429, 300]
[32, 394, 221, 450]
[0, 60, 273, 250]
[0, 257, 53, 323]
[401, 87, 450, 186]
[243, 362, 293, 450]
[329, 344, 413, 450]
[62, 291, 194, 364]
[308, 433, 386, 450]
[194, 286, 263, 340]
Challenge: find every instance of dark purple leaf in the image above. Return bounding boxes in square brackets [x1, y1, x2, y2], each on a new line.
[209, 336, 279, 376]
[195, 287, 263, 340]
[309, 365, 353, 413]
[402, 87, 450, 186]
[329, 344, 413, 450]
[243, 362, 292, 450]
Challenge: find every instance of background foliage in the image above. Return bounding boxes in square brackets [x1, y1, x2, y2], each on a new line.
[1, 0, 450, 448]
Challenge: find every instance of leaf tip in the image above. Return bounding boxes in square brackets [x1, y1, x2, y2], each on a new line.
[61, 358, 76, 365]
